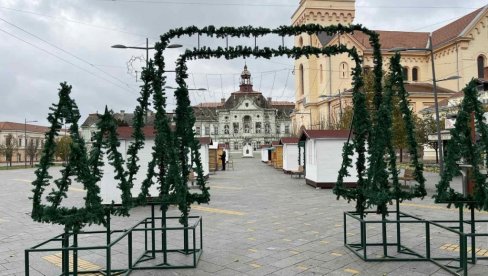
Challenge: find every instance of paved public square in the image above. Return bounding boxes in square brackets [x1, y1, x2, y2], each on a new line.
[2, 155, 488, 275]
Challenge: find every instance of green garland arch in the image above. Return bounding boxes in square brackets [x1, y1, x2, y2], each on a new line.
[155, 23, 382, 217]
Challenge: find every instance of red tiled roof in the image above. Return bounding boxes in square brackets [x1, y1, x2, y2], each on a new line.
[404, 83, 456, 94]
[432, 7, 485, 48]
[198, 137, 212, 145]
[0, 122, 50, 133]
[351, 30, 429, 50]
[280, 137, 299, 144]
[117, 126, 156, 139]
[328, 6, 487, 51]
[300, 129, 351, 140]
[271, 141, 280, 146]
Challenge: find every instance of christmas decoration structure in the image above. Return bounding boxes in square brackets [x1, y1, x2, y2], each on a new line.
[31, 82, 130, 233]
[435, 79, 488, 209]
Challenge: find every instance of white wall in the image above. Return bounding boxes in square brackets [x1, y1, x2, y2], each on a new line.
[100, 139, 159, 204]
[305, 138, 358, 184]
[198, 144, 209, 176]
[283, 143, 299, 171]
[261, 148, 269, 162]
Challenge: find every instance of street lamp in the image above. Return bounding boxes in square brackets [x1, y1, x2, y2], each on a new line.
[111, 38, 183, 67]
[388, 36, 460, 174]
[24, 119, 38, 168]
[164, 86, 207, 91]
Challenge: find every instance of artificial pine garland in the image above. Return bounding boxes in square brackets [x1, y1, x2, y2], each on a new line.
[435, 80, 488, 210]
[363, 54, 426, 214]
[31, 83, 105, 232]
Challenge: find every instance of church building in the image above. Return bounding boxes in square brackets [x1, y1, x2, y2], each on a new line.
[291, 0, 488, 132]
[193, 65, 294, 151]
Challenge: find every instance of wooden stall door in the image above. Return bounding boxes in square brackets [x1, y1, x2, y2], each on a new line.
[209, 149, 218, 172]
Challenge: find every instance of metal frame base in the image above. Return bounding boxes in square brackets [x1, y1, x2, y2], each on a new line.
[344, 201, 488, 276]
[25, 209, 203, 276]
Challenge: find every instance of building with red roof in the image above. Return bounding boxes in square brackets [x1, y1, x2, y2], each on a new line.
[291, 0, 488, 132]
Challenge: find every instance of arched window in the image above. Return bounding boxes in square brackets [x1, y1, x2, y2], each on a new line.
[340, 62, 349, 79]
[402, 67, 409, 81]
[412, 67, 419, 81]
[224, 124, 230, 134]
[478, 55, 486, 78]
[298, 36, 303, 47]
[243, 115, 251, 133]
[299, 64, 305, 95]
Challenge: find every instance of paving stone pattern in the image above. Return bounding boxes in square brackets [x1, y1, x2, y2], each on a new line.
[1, 155, 488, 275]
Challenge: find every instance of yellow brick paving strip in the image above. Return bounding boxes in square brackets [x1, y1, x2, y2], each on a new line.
[401, 203, 488, 214]
[440, 243, 488, 256]
[42, 253, 102, 275]
[344, 268, 361, 275]
[190, 205, 246, 216]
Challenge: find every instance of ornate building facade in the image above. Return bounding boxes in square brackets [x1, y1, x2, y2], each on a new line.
[193, 65, 294, 151]
[291, 0, 488, 133]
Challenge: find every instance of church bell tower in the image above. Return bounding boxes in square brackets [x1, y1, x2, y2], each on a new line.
[291, 0, 355, 27]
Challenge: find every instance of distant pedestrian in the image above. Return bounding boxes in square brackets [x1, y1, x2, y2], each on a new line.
[220, 150, 226, 171]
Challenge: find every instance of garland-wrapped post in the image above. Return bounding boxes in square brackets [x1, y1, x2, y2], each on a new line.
[365, 53, 426, 214]
[89, 106, 131, 216]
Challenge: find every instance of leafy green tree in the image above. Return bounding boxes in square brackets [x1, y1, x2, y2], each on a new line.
[0, 134, 17, 167]
[55, 136, 72, 163]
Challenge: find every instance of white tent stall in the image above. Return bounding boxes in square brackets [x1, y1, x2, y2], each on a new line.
[298, 129, 358, 189]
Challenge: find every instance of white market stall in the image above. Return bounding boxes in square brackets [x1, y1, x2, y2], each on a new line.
[190, 137, 212, 177]
[279, 137, 302, 173]
[298, 129, 358, 189]
[260, 144, 271, 163]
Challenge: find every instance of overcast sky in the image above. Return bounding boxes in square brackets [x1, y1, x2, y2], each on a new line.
[1, 0, 487, 126]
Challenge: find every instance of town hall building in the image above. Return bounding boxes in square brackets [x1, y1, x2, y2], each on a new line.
[193, 65, 294, 151]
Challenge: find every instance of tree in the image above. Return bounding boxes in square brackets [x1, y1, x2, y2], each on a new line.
[0, 134, 18, 167]
[55, 136, 72, 163]
[25, 139, 41, 166]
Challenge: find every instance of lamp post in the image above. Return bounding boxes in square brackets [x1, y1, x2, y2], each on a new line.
[164, 86, 207, 91]
[389, 37, 461, 174]
[24, 119, 38, 167]
[111, 38, 182, 68]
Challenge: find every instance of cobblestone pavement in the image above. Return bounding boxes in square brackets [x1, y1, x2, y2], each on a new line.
[2, 155, 488, 275]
